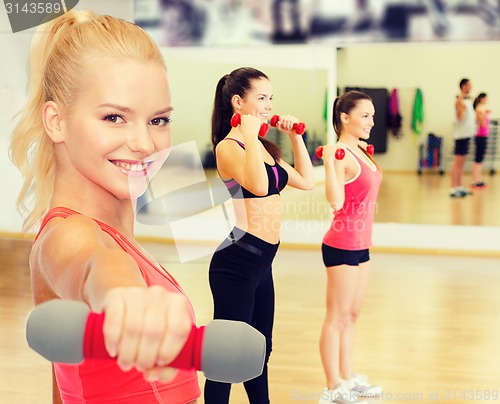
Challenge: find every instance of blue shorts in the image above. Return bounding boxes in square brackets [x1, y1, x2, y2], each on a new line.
[321, 244, 370, 267]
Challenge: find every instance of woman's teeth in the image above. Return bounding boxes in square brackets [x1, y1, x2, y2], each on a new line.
[113, 161, 148, 171]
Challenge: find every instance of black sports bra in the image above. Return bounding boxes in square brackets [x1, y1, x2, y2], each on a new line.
[220, 138, 288, 199]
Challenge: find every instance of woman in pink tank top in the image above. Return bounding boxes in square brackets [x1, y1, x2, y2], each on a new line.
[317, 91, 383, 404]
[472, 93, 490, 188]
[10, 9, 200, 403]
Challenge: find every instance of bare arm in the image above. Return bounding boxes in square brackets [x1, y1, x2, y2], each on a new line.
[52, 365, 62, 404]
[33, 215, 191, 382]
[216, 114, 269, 196]
[476, 107, 486, 128]
[322, 145, 347, 211]
[274, 115, 314, 190]
[35, 216, 145, 304]
[456, 96, 466, 121]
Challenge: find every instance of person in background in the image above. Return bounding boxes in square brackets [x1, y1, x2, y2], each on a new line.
[471, 92, 490, 188]
[450, 78, 475, 198]
[318, 91, 382, 404]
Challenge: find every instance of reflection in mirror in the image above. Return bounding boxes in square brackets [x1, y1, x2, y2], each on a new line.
[130, 45, 335, 253]
[335, 42, 500, 226]
[134, 1, 500, 228]
[157, 41, 500, 229]
[161, 46, 333, 168]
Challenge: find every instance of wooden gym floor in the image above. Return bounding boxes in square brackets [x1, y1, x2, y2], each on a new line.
[2, 235, 500, 403]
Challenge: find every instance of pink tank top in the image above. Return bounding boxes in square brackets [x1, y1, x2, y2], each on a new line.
[33, 207, 200, 404]
[323, 148, 382, 250]
[476, 110, 490, 137]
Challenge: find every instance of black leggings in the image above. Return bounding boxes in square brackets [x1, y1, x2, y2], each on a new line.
[474, 136, 488, 163]
[204, 228, 279, 404]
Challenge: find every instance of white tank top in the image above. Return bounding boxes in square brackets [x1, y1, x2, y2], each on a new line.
[453, 97, 475, 139]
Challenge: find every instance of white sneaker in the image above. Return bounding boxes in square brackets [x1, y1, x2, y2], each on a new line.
[449, 188, 467, 198]
[458, 186, 473, 195]
[318, 383, 368, 404]
[347, 373, 383, 398]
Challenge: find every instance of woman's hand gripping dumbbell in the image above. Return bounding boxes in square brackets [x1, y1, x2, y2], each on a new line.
[358, 140, 375, 155]
[230, 113, 269, 137]
[315, 145, 345, 160]
[269, 115, 306, 135]
[316, 143, 374, 160]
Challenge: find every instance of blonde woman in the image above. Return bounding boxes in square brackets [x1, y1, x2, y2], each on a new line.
[10, 10, 200, 403]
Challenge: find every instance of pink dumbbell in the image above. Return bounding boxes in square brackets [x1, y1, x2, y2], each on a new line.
[230, 113, 269, 137]
[270, 115, 306, 135]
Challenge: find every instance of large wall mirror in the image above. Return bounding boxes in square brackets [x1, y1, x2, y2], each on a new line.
[2, 0, 499, 244]
[131, 1, 500, 250]
[337, 41, 500, 228]
[151, 45, 500, 234]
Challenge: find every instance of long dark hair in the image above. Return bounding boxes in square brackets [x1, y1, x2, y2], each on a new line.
[333, 90, 380, 170]
[211, 67, 281, 160]
[473, 92, 487, 110]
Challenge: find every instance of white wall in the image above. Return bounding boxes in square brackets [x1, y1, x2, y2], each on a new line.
[337, 41, 500, 172]
[0, 25, 31, 233]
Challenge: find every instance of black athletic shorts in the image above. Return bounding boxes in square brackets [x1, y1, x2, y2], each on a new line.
[322, 244, 370, 267]
[454, 138, 471, 156]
